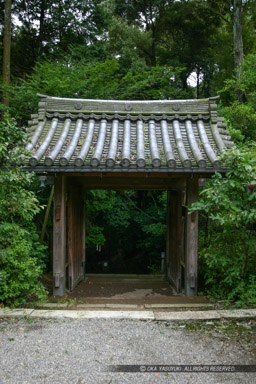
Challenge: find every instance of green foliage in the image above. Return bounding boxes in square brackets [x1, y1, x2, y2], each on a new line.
[0, 114, 26, 164]
[147, 263, 161, 275]
[86, 226, 106, 248]
[220, 54, 256, 141]
[86, 190, 116, 247]
[6, 59, 191, 123]
[1, 0, 256, 101]
[0, 223, 47, 307]
[86, 190, 167, 273]
[6, 59, 121, 122]
[11, 0, 110, 75]
[221, 102, 256, 142]
[119, 66, 192, 100]
[190, 144, 256, 305]
[0, 116, 47, 307]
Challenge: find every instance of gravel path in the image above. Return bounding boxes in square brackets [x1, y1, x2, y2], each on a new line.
[0, 317, 255, 384]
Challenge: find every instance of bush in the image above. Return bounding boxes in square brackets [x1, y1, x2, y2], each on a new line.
[0, 223, 47, 307]
[0, 116, 48, 307]
[221, 102, 256, 142]
[191, 144, 256, 306]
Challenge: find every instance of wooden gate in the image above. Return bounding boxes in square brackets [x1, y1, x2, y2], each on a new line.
[67, 186, 86, 291]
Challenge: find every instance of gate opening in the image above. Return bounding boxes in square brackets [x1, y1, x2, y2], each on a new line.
[85, 189, 167, 276]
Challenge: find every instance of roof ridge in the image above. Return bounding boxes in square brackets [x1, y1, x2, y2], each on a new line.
[36, 93, 219, 103]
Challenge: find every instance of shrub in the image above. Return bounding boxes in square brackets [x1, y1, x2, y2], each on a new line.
[191, 144, 256, 305]
[0, 223, 47, 307]
[0, 116, 48, 307]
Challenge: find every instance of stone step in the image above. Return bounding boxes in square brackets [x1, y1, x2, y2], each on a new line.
[1, 308, 256, 321]
[35, 302, 214, 310]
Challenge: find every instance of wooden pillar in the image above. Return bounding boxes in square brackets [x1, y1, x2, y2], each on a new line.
[81, 191, 86, 281]
[68, 185, 86, 291]
[166, 189, 183, 293]
[53, 175, 66, 296]
[185, 177, 199, 296]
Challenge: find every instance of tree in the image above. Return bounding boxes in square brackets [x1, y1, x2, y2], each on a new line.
[12, 0, 110, 69]
[2, 0, 12, 108]
[110, 0, 224, 96]
[233, 0, 244, 80]
[113, 0, 167, 67]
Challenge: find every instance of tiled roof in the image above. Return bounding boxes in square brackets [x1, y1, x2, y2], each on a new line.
[25, 94, 234, 172]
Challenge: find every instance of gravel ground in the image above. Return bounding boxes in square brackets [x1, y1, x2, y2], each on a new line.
[0, 317, 255, 384]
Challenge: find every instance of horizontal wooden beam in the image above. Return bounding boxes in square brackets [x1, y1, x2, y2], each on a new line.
[68, 172, 189, 179]
[67, 176, 187, 190]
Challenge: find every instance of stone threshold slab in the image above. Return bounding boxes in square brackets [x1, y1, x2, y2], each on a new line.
[34, 303, 214, 309]
[145, 303, 213, 308]
[0, 308, 255, 321]
[154, 309, 256, 321]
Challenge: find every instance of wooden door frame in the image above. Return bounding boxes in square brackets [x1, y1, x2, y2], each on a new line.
[52, 174, 199, 296]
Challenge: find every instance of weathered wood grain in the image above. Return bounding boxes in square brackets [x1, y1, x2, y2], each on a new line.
[166, 190, 183, 293]
[184, 177, 199, 296]
[53, 176, 66, 296]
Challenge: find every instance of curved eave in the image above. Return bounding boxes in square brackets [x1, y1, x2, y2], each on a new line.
[23, 165, 228, 174]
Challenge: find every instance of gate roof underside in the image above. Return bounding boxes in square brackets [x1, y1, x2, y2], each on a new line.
[24, 94, 234, 173]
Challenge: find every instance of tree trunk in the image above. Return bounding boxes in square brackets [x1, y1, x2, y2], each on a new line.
[38, 0, 46, 58]
[196, 66, 200, 99]
[150, 23, 156, 67]
[2, 0, 12, 109]
[233, 0, 243, 80]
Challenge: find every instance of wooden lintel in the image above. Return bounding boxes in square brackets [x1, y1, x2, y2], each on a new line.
[67, 172, 189, 179]
[67, 176, 186, 190]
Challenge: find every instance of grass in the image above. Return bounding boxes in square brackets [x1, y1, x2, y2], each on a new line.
[167, 319, 256, 353]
